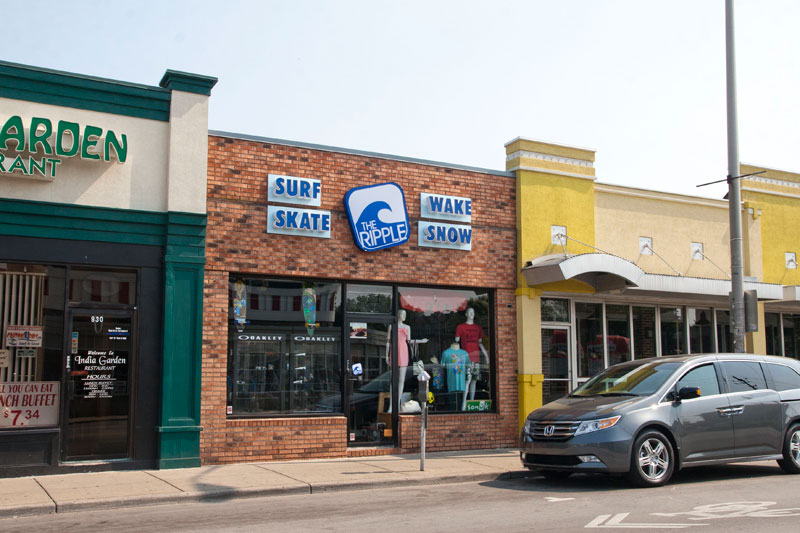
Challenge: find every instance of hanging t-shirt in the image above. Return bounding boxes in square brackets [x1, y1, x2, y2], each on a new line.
[456, 322, 484, 363]
[441, 347, 469, 392]
[429, 364, 445, 393]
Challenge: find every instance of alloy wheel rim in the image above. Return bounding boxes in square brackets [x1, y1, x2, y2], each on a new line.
[638, 438, 669, 481]
[791, 430, 800, 464]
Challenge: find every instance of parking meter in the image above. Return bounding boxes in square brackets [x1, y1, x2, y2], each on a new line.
[417, 370, 431, 471]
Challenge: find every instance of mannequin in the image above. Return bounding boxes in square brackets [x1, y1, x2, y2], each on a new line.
[386, 309, 427, 412]
[455, 307, 488, 403]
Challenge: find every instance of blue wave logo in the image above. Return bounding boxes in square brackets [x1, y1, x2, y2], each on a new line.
[344, 182, 410, 252]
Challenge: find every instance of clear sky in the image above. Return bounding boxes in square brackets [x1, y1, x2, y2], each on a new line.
[6, 1, 798, 199]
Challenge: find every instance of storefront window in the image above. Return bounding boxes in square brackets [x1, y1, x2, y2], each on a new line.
[68, 269, 136, 305]
[227, 278, 343, 415]
[765, 312, 782, 356]
[541, 298, 570, 323]
[576, 302, 603, 377]
[605, 304, 631, 366]
[688, 308, 714, 354]
[398, 287, 492, 413]
[346, 284, 392, 314]
[660, 307, 686, 355]
[632, 306, 657, 359]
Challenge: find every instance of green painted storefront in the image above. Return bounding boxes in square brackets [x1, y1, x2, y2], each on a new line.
[0, 61, 215, 475]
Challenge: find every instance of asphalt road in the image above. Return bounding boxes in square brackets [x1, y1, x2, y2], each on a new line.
[3, 462, 799, 532]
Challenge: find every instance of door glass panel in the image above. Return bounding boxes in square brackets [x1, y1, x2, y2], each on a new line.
[784, 315, 800, 359]
[716, 310, 733, 353]
[576, 302, 603, 377]
[606, 304, 631, 366]
[66, 312, 131, 460]
[688, 308, 714, 353]
[660, 306, 686, 355]
[347, 322, 392, 444]
[765, 313, 782, 356]
[541, 328, 569, 404]
[632, 306, 657, 359]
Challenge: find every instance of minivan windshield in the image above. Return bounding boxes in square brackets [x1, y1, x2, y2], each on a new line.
[571, 360, 682, 397]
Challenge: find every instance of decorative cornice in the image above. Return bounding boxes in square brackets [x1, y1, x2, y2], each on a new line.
[506, 150, 593, 168]
[506, 165, 597, 181]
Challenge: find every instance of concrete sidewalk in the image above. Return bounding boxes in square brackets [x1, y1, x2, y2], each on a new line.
[0, 449, 530, 517]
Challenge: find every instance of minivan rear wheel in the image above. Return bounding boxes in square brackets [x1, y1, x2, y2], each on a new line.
[627, 430, 674, 487]
[778, 424, 800, 474]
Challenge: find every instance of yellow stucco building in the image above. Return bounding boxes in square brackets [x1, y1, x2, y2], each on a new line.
[510, 138, 800, 426]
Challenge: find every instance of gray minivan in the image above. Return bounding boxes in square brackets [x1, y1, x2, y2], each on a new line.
[520, 354, 800, 486]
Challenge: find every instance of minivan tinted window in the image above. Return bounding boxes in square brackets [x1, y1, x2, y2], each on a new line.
[767, 363, 800, 391]
[677, 364, 720, 396]
[722, 361, 767, 393]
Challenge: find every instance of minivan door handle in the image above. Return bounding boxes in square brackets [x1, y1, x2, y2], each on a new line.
[716, 407, 732, 416]
[728, 405, 745, 416]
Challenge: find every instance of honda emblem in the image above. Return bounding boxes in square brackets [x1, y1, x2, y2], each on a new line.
[543, 425, 555, 437]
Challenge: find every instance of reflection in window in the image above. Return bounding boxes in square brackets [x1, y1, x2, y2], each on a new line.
[716, 310, 733, 353]
[606, 304, 631, 366]
[765, 313, 782, 356]
[660, 307, 686, 356]
[688, 308, 714, 354]
[541, 329, 569, 379]
[227, 278, 343, 416]
[541, 298, 570, 323]
[576, 302, 603, 377]
[632, 306, 657, 359]
[346, 284, 392, 313]
[723, 361, 767, 393]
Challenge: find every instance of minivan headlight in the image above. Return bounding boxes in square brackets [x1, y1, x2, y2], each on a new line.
[574, 415, 621, 436]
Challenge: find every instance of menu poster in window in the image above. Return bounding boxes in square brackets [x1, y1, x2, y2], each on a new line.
[4, 325, 43, 347]
[72, 350, 127, 399]
[350, 322, 368, 339]
[0, 381, 60, 428]
[0, 349, 9, 368]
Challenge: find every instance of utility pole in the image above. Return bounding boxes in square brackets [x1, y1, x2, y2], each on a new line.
[726, 0, 746, 352]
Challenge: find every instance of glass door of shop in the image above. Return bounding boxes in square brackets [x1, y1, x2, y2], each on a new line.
[541, 326, 571, 405]
[63, 309, 134, 460]
[346, 320, 394, 445]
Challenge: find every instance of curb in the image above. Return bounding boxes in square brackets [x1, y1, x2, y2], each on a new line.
[0, 469, 534, 518]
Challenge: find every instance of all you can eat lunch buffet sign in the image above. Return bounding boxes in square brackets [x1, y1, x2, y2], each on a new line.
[266, 173, 473, 251]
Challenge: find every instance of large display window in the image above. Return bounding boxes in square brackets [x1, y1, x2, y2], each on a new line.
[226, 277, 495, 419]
[227, 278, 343, 416]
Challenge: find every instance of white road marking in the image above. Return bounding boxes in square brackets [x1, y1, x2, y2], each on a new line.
[545, 496, 575, 502]
[585, 512, 705, 529]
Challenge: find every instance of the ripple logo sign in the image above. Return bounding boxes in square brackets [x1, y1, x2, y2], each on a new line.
[344, 182, 410, 252]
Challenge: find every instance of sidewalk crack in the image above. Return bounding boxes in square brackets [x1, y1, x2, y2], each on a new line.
[143, 470, 186, 493]
[33, 477, 58, 513]
[253, 465, 313, 493]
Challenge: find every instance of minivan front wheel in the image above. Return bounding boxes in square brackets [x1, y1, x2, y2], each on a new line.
[628, 430, 674, 487]
[778, 424, 800, 474]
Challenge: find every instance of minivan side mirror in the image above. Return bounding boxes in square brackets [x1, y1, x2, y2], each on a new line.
[678, 386, 701, 400]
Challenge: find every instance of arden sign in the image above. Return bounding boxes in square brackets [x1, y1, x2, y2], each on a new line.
[0, 115, 128, 180]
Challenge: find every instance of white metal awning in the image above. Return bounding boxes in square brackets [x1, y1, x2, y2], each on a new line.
[522, 252, 785, 300]
[522, 253, 645, 291]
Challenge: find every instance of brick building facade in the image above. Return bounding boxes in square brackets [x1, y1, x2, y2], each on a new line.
[201, 132, 519, 463]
